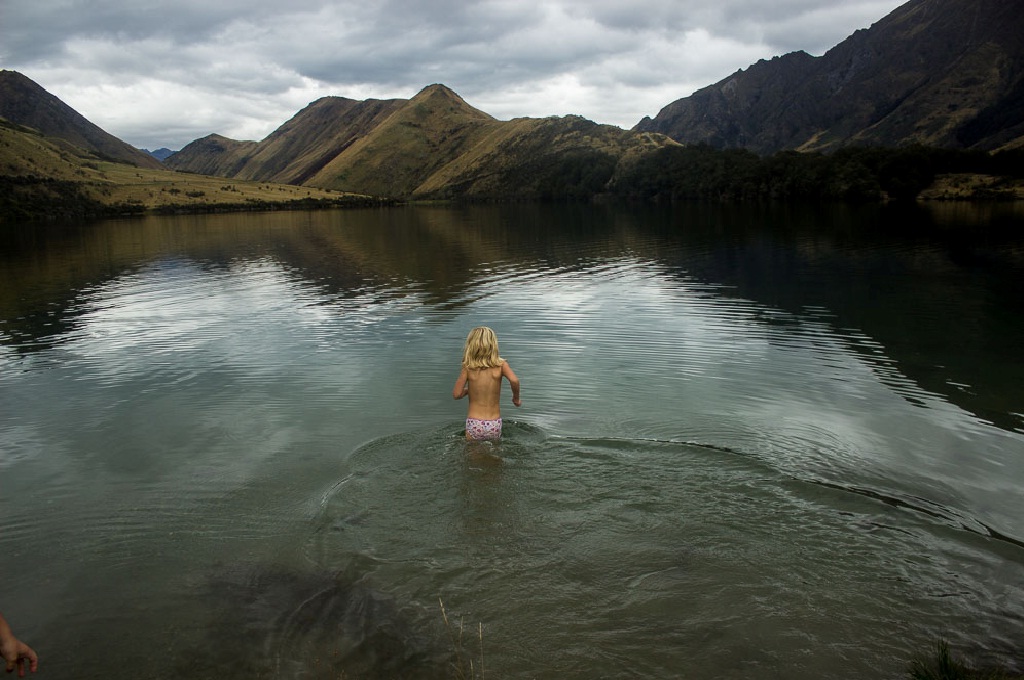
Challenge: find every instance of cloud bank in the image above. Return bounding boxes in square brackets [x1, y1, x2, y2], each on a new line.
[0, 0, 904, 150]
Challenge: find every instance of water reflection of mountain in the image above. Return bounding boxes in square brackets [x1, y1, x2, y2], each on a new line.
[625, 202, 1024, 434]
[2, 202, 1022, 432]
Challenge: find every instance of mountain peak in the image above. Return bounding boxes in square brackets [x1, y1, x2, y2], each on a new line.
[415, 83, 461, 98]
[410, 83, 480, 110]
[406, 83, 493, 122]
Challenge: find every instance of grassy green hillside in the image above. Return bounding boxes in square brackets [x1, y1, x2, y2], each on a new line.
[306, 84, 502, 197]
[412, 115, 676, 200]
[238, 97, 407, 185]
[158, 134, 259, 178]
[0, 69, 164, 169]
[0, 120, 383, 223]
[164, 97, 408, 185]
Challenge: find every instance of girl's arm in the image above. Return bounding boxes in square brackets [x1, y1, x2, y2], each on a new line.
[452, 368, 469, 400]
[502, 362, 521, 407]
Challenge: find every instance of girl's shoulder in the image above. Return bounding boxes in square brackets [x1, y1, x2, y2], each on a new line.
[467, 361, 503, 372]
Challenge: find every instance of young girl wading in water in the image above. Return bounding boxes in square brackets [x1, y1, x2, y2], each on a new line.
[453, 327, 521, 441]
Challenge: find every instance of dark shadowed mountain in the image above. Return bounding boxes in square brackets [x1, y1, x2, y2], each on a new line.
[0, 69, 164, 169]
[163, 134, 259, 177]
[635, 0, 1024, 153]
[167, 84, 677, 200]
[144, 148, 177, 161]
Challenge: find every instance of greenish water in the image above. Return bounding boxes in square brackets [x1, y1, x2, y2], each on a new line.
[1, 202, 1023, 679]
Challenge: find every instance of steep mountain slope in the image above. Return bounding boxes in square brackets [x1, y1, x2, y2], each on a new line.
[635, 0, 1024, 153]
[305, 84, 496, 197]
[169, 84, 678, 200]
[241, 96, 408, 185]
[0, 78, 382, 222]
[0, 69, 164, 169]
[165, 96, 407, 184]
[0, 117, 102, 181]
[412, 115, 673, 200]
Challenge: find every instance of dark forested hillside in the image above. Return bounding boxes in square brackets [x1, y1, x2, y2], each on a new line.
[635, 0, 1024, 153]
[610, 145, 1024, 202]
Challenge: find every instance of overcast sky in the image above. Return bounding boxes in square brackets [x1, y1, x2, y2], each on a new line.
[1, 0, 904, 151]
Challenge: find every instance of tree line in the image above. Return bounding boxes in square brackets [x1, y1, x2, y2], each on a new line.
[606, 145, 1024, 203]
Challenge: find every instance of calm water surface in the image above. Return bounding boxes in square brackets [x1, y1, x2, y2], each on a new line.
[1, 203, 1023, 679]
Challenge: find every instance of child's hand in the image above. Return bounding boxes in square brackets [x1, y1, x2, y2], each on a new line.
[513, 397, 521, 407]
[0, 624, 38, 677]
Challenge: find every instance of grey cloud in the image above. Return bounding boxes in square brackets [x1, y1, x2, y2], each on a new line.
[0, 0, 904, 149]
[577, 0, 902, 54]
[2, 1, 235, 61]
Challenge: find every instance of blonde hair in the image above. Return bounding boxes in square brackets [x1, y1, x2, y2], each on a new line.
[462, 326, 504, 370]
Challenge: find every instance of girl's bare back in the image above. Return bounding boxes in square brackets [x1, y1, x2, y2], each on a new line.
[465, 365, 504, 420]
[453, 360, 521, 421]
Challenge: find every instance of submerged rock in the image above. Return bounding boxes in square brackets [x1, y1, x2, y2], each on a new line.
[179, 563, 451, 679]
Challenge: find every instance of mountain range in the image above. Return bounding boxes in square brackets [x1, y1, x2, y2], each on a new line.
[164, 0, 1024, 197]
[164, 84, 674, 200]
[635, 0, 1024, 153]
[1, 0, 1022, 206]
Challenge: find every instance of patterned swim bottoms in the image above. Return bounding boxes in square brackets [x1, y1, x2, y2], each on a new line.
[466, 417, 502, 441]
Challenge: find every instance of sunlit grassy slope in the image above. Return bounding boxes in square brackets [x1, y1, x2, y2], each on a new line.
[1, 120, 377, 221]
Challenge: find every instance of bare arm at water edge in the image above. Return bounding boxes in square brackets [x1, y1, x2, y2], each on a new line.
[503, 361, 521, 407]
[0, 612, 38, 676]
[453, 368, 469, 400]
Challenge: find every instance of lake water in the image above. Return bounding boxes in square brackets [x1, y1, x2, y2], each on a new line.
[1, 202, 1023, 679]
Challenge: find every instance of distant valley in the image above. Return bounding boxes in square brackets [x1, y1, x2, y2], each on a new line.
[144, 148, 177, 161]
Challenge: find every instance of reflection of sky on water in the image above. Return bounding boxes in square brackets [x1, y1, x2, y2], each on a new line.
[3, 206, 1024, 679]
[6, 219, 1021, 539]
[481, 254, 1024, 539]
